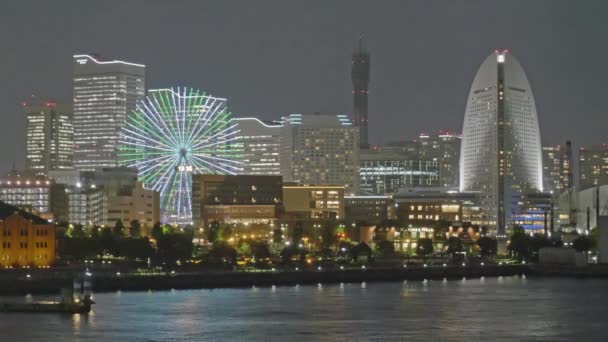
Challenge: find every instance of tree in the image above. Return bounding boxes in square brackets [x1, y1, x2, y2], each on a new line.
[156, 231, 194, 265]
[250, 241, 271, 261]
[129, 219, 142, 238]
[320, 221, 337, 251]
[209, 241, 238, 267]
[477, 236, 498, 257]
[433, 219, 452, 241]
[90, 225, 101, 239]
[291, 221, 304, 245]
[272, 227, 283, 245]
[416, 238, 434, 258]
[205, 221, 221, 244]
[151, 222, 163, 241]
[508, 226, 530, 261]
[375, 240, 395, 257]
[220, 225, 233, 241]
[446, 236, 464, 255]
[99, 226, 116, 255]
[70, 224, 86, 239]
[112, 220, 125, 238]
[572, 235, 592, 252]
[350, 242, 372, 262]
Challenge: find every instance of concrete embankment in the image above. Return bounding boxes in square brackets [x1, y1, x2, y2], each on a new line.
[0, 265, 527, 295]
[528, 264, 608, 278]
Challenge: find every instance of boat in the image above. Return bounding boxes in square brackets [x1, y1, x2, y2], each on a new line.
[0, 271, 95, 314]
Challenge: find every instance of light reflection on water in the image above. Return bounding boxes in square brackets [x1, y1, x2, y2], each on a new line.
[0, 276, 607, 341]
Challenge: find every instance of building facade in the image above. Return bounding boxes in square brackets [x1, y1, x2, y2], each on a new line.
[281, 113, 359, 194]
[418, 131, 461, 188]
[282, 184, 345, 220]
[0, 176, 68, 222]
[67, 185, 107, 227]
[73, 54, 145, 170]
[0, 202, 56, 267]
[23, 98, 73, 176]
[460, 50, 543, 237]
[351, 35, 370, 149]
[579, 144, 608, 191]
[107, 182, 160, 229]
[344, 195, 389, 225]
[192, 174, 283, 226]
[542, 142, 573, 195]
[359, 148, 439, 194]
[233, 117, 282, 175]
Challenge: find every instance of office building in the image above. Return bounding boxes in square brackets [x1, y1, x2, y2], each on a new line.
[234, 117, 282, 175]
[344, 195, 389, 225]
[282, 184, 345, 220]
[72, 54, 145, 170]
[23, 98, 73, 176]
[192, 174, 283, 227]
[67, 185, 106, 227]
[107, 181, 160, 229]
[0, 201, 56, 267]
[351, 35, 370, 148]
[0, 176, 68, 222]
[359, 148, 439, 194]
[418, 131, 461, 188]
[460, 50, 543, 237]
[579, 144, 608, 190]
[542, 142, 573, 195]
[281, 113, 359, 194]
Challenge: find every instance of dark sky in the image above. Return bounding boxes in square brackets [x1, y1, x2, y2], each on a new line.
[1, 0, 606, 174]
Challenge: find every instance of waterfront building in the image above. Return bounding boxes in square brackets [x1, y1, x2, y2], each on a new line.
[73, 54, 145, 171]
[282, 184, 345, 220]
[107, 182, 160, 230]
[66, 185, 106, 227]
[0, 176, 68, 222]
[351, 34, 370, 149]
[542, 142, 573, 195]
[359, 148, 439, 195]
[0, 201, 56, 267]
[418, 131, 461, 188]
[191, 174, 283, 227]
[511, 192, 553, 233]
[579, 144, 608, 191]
[23, 98, 73, 176]
[280, 113, 359, 194]
[344, 195, 390, 225]
[460, 50, 543, 237]
[576, 185, 608, 232]
[233, 117, 282, 175]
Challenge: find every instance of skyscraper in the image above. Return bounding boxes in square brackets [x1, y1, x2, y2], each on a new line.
[73, 54, 145, 171]
[542, 143, 573, 195]
[233, 117, 282, 175]
[351, 35, 370, 149]
[460, 50, 543, 237]
[23, 98, 73, 176]
[280, 113, 359, 194]
[579, 144, 608, 190]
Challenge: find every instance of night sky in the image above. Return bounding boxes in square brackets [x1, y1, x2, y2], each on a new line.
[1, 0, 606, 174]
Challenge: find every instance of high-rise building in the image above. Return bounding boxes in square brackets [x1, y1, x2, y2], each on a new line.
[0, 176, 68, 222]
[542, 143, 573, 195]
[351, 35, 370, 149]
[233, 117, 282, 175]
[72, 54, 145, 171]
[579, 144, 608, 190]
[280, 113, 359, 194]
[67, 185, 106, 227]
[359, 148, 439, 195]
[460, 50, 543, 237]
[418, 131, 461, 188]
[23, 98, 73, 176]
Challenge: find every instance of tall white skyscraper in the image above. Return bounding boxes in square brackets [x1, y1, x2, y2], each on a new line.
[281, 113, 359, 194]
[460, 50, 543, 237]
[72, 54, 145, 171]
[233, 117, 283, 175]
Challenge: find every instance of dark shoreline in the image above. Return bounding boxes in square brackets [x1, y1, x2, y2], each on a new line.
[2, 264, 607, 296]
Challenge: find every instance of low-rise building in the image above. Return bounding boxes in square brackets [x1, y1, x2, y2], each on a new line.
[344, 195, 390, 225]
[107, 181, 159, 229]
[282, 184, 345, 220]
[0, 201, 56, 267]
[67, 185, 106, 227]
[0, 176, 68, 222]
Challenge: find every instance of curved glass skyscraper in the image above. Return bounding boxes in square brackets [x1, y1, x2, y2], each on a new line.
[460, 50, 543, 237]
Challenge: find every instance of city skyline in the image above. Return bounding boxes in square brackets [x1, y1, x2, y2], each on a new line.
[1, 1, 607, 176]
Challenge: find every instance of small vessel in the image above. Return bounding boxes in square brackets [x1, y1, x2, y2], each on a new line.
[0, 272, 95, 314]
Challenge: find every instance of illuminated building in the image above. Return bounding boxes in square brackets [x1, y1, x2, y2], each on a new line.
[191, 174, 282, 227]
[579, 144, 608, 190]
[233, 117, 282, 175]
[73, 54, 145, 171]
[282, 184, 345, 220]
[351, 34, 370, 149]
[281, 113, 359, 194]
[393, 188, 480, 226]
[23, 98, 73, 176]
[0, 201, 56, 267]
[418, 131, 461, 188]
[67, 185, 106, 227]
[542, 142, 573, 195]
[0, 176, 68, 222]
[107, 182, 160, 229]
[118, 87, 242, 225]
[511, 192, 553, 233]
[344, 195, 389, 225]
[460, 50, 543, 237]
[359, 148, 439, 194]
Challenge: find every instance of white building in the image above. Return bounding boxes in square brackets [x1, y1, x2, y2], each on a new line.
[72, 54, 145, 171]
[23, 99, 73, 176]
[280, 113, 359, 194]
[233, 117, 282, 175]
[460, 50, 543, 237]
